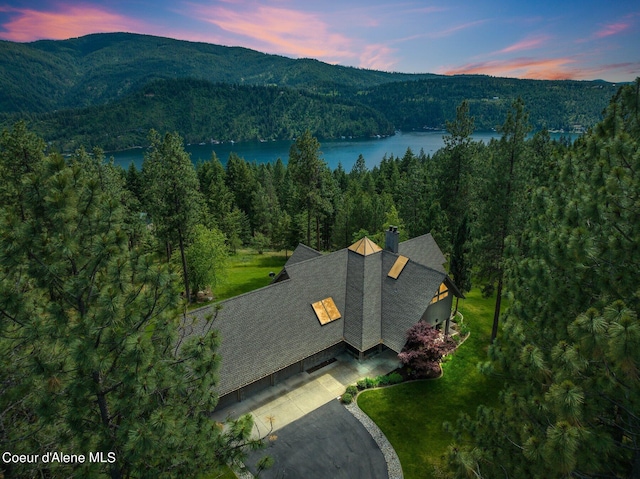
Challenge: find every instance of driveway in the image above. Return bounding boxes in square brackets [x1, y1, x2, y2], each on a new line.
[211, 349, 400, 438]
[244, 399, 388, 479]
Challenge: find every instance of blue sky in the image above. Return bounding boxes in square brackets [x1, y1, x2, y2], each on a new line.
[0, 0, 638, 82]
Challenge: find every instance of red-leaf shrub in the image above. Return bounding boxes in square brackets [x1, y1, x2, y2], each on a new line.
[398, 322, 456, 378]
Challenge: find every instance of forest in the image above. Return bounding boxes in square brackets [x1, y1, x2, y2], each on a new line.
[0, 33, 618, 152]
[0, 78, 638, 478]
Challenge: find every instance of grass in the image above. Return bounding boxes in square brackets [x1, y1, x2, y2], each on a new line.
[212, 249, 289, 302]
[357, 289, 505, 479]
[199, 464, 238, 479]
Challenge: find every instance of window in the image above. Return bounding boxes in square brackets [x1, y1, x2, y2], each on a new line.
[387, 255, 409, 279]
[430, 282, 449, 304]
[311, 297, 341, 325]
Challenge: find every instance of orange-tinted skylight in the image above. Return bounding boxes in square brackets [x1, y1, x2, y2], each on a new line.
[388, 255, 409, 279]
[311, 297, 341, 325]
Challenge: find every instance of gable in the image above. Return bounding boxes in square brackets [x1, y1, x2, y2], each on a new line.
[381, 252, 446, 352]
[285, 243, 322, 267]
[398, 233, 447, 273]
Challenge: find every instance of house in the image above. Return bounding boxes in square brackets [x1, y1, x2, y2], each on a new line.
[182, 227, 463, 409]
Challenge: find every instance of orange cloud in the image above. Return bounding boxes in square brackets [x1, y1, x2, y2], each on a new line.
[187, 3, 353, 61]
[498, 35, 550, 54]
[439, 57, 580, 80]
[0, 4, 146, 42]
[595, 21, 630, 39]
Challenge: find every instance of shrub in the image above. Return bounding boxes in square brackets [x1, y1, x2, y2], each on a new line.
[356, 379, 367, 390]
[398, 321, 457, 378]
[387, 372, 403, 384]
[341, 393, 353, 404]
[376, 374, 390, 386]
[345, 385, 358, 396]
[364, 377, 377, 389]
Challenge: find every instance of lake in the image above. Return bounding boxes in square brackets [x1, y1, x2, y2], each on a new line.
[109, 130, 578, 171]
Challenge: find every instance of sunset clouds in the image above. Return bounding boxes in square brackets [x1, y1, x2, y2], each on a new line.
[0, 4, 146, 42]
[185, 3, 354, 61]
[0, 0, 637, 82]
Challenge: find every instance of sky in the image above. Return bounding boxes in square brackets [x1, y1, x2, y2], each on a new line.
[0, 0, 638, 82]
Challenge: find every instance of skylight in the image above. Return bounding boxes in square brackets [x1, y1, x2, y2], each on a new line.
[311, 297, 341, 325]
[388, 255, 409, 279]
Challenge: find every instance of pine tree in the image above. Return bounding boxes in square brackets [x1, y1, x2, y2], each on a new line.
[0, 132, 260, 478]
[448, 80, 640, 479]
[473, 98, 531, 341]
[141, 130, 204, 302]
[288, 130, 327, 248]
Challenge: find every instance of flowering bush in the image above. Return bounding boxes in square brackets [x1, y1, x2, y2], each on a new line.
[398, 322, 457, 378]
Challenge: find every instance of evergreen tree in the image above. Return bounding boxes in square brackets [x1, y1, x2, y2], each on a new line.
[141, 130, 204, 302]
[197, 153, 234, 230]
[225, 153, 257, 231]
[288, 130, 325, 247]
[473, 98, 531, 341]
[448, 80, 640, 479]
[0, 134, 260, 478]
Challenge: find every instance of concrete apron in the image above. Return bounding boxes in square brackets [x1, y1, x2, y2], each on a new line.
[211, 349, 400, 439]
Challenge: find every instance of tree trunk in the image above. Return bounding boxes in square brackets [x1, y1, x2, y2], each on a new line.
[491, 276, 503, 342]
[178, 228, 190, 303]
[93, 371, 122, 479]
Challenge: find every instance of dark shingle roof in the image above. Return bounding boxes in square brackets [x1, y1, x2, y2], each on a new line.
[285, 243, 322, 267]
[381, 252, 446, 352]
[187, 249, 347, 396]
[184, 234, 458, 397]
[398, 233, 447, 273]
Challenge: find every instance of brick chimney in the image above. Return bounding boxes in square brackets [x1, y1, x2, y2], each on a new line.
[385, 226, 399, 254]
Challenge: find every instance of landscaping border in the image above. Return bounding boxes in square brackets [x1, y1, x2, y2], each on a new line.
[344, 400, 403, 479]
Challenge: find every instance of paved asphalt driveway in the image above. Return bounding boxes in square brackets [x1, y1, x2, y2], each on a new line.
[245, 399, 388, 479]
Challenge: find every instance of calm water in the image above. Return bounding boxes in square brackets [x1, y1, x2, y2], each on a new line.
[109, 130, 578, 171]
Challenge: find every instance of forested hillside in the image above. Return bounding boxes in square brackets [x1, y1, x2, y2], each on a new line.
[18, 78, 393, 151]
[0, 32, 434, 113]
[1, 79, 638, 478]
[0, 33, 619, 152]
[358, 76, 616, 131]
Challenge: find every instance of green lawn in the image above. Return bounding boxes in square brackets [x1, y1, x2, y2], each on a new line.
[357, 289, 504, 479]
[200, 464, 238, 479]
[213, 249, 289, 302]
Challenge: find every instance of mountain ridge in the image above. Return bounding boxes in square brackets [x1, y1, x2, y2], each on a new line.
[0, 32, 619, 151]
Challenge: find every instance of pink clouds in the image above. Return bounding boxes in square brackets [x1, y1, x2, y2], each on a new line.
[440, 57, 579, 80]
[595, 21, 630, 39]
[440, 56, 639, 81]
[186, 3, 354, 61]
[429, 19, 487, 38]
[498, 35, 550, 54]
[0, 4, 146, 42]
[359, 44, 397, 71]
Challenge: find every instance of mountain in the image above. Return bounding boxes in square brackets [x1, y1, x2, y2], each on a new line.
[0, 32, 620, 151]
[23, 78, 394, 151]
[0, 32, 437, 114]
